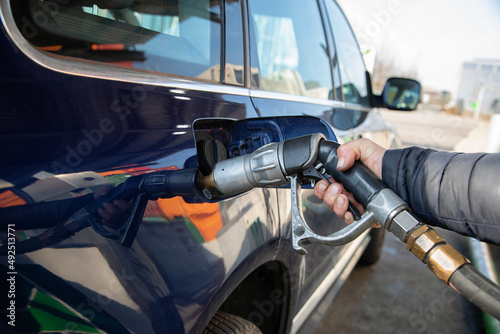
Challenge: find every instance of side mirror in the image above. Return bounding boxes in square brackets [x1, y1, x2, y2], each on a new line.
[378, 77, 422, 111]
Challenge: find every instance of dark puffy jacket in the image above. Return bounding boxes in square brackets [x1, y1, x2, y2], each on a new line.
[382, 147, 500, 245]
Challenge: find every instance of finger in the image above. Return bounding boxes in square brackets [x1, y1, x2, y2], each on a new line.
[98, 203, 127, 229]
[344, 211, 355, 225]
[333, 193, 349, 218]
[98, 202, 126, 222]
[113, 199, 133, 212]
[336, 145, 357, 171]
[97, 206, 113, 222]
[344, 191, 365, 215]
[322, 183, 342, 211]
[314, 180, 329, 201]
[102, 201, 129, 218]
[345, 212, 380, 228]
[342, 193, 380, 228]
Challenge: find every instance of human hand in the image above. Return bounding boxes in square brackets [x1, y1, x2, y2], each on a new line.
[93, 186, 133, 229]
[314, 138, 386, 226]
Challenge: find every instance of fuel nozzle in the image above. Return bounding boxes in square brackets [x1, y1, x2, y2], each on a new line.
[201, 134, 473, 282]
[102, 133, 500, 320]
[200, 133, 325, 198]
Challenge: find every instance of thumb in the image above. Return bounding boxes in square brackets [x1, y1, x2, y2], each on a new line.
[336, 138, 385, 179]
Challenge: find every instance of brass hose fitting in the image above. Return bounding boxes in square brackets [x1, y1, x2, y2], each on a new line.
[406, 224, 469, 284]
[200, 173, 216, 190]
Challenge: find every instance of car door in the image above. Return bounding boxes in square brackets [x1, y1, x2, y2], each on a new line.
[0, 1, 284, 332]
[323, 0, 400, 148]
[245, 0, 364, 316]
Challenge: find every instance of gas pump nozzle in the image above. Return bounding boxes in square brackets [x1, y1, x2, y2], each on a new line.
[201, 133, 413, 254]
[201, 133, 324, 197]
[201, 134, 480, 309]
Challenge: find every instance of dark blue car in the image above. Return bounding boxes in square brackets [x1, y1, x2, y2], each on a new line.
[0, 0, 419, 333]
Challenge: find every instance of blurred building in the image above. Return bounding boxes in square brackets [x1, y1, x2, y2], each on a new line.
[454, 59, 500, 116]
[423, 88, 451, 109]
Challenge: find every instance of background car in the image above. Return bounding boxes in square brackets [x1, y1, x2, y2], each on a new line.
[0, 0, 418, 333]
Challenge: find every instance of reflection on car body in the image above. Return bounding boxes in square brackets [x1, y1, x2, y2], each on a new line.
[0, 0, 419, 333]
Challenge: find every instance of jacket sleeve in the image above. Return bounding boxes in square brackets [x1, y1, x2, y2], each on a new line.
[382, 147, 500, 245]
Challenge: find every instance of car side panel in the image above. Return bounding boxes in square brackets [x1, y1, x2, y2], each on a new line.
[250, 96, 357, 314]
[0, 21, 284, 333]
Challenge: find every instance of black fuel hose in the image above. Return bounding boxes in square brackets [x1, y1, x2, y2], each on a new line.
[0, 196, 95, 255]
[450, 263, 500, 320]
[1, 169, 202, 255]
[0, 194, 94, 230]
[6, 222, 77, 255]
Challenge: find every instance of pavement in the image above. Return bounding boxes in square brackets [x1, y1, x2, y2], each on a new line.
[314, 228, 485, 334]
[453, 117, 492, 153]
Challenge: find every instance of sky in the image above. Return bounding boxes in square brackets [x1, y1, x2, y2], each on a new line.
[337, 0, 500, 94]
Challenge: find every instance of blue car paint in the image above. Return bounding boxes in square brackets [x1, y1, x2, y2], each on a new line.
[0, 19, 279, 332]
[0, 2, 395, 333]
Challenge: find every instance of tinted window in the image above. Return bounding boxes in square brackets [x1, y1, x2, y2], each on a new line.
[12, 0, 221, 81]
[324, 1, 370, 106]
[248, 0, 333, 100]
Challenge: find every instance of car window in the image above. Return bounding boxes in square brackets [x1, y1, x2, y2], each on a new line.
[247, 0, 333, 100]
[224, 0, 244, 86]
[324, 0, 370, 106]
[11, 0, 221, 82]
